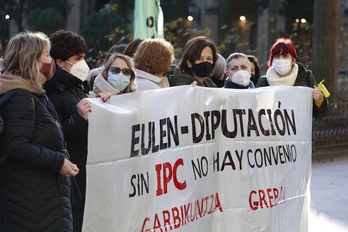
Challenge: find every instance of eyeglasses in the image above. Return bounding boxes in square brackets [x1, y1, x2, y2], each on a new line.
[109, 67, 132, 76]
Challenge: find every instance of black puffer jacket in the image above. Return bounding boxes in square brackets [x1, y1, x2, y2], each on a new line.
[45, 68, 88, 231]
[0, 89, 72, 232]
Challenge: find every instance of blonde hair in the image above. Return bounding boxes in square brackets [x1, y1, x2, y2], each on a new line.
[3, 31, 50, 90]
[133, 38, 174, 75]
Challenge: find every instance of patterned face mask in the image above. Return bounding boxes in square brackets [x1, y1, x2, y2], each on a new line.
[40, 57, 56, 80]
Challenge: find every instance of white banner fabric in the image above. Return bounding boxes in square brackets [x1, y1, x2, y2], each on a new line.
[83, 86, 313, 232]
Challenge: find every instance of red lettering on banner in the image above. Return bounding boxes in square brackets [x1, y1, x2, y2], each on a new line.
[155, 159, 187, 196]
[249, 186, 285, 210]
[153, 213, 162, 231]
[141, 217, 151, 232]
[163, 210, 172, 230]
[172, 207, 181, 229]
[141, 192, 223, 231]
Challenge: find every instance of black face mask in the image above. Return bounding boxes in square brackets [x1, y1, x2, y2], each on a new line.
[191, 62, 213, 78]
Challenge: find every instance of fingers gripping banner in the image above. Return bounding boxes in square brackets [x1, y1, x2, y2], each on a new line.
[84, 86, 313, 232]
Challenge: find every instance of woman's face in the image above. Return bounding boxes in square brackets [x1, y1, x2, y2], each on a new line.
[108, 58, 132, 78]
[194, 46, 213, 64]
[227, 57, 250, 77]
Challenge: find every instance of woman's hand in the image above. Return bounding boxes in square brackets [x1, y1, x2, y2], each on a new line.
[60, 158, 79, 177]
[96, 92, 112, 102]
[77, 98, 91, 120]
[313, 85, 324, 107]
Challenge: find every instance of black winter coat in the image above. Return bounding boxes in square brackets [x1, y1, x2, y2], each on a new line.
[0, 89, 72, 232]
[45, 68, 88, 231]
[169, 72, 217, 87]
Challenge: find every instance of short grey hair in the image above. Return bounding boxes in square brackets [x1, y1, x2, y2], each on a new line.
[226, 52, 250, 70]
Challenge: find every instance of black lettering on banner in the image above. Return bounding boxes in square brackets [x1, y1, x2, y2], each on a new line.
[191, 113, 204, 143]
[130, 124, 140, 157]
[130, 117, 179, 157]
[191, 156, 208, 180]
[129, 172, 149, 197]
[211, 110, 221, 140]
[247, 144, 297, 169]
[204, 111, 211, 140]
[221, 109, 238, 138]
[247, 109, 260, 136]
[131, 107, 297, 157]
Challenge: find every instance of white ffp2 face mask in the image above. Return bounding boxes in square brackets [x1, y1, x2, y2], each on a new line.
[66, 60, 90, 81]
[230, 70, 251, 87]
[272, 59, 292, 76]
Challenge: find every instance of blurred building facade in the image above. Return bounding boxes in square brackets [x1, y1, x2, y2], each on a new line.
[5, 0, 348, 70]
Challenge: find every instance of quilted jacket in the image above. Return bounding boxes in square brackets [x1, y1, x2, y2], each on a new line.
[45, 68, 88, 231]
[0, 88, 72, 232]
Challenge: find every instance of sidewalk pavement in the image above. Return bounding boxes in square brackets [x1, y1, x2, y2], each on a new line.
[309, 155, 348, 231]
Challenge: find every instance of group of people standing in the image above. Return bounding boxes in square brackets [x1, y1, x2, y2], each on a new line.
[0, 29, 328, 232]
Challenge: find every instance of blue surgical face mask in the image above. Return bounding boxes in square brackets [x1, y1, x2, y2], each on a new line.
[107, 72, 131, 91]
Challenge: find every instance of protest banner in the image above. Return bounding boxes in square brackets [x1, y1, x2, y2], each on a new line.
[83, 86, 313, 232]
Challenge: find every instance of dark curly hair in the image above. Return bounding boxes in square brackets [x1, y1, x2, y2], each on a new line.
[49, 29, 88, 61]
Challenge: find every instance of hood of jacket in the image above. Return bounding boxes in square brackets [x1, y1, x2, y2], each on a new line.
[0, 74, 44, 95]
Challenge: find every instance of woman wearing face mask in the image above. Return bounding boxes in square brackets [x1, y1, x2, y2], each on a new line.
[0, 31, 79, 231]
[169, 36, 217, 87]
[89, 53, 137, 98]
[44, 29, 90, 232]
[256, 38, 328, 118]
[224, 52, 255, 89]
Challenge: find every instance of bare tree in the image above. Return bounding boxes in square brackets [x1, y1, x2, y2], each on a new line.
[311, 0, 340, 102]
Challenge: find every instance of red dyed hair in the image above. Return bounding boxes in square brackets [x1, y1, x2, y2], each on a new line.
[268, 38, 298, 67]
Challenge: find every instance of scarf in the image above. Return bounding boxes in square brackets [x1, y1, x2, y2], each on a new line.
[0, 74, 44, 95]
[135, 69, 170, 88]
[266, 64, 298, 86]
